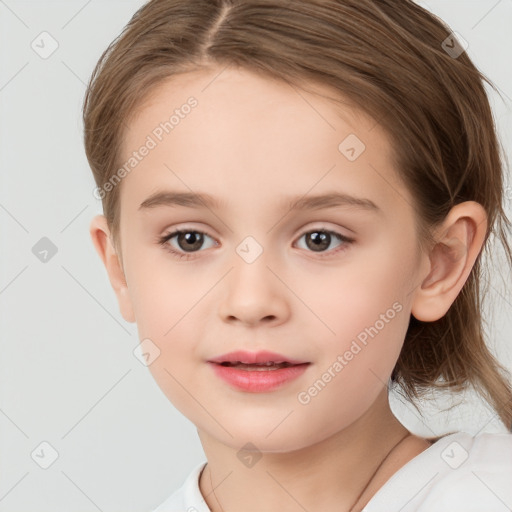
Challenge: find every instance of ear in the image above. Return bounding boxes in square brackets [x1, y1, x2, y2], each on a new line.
[89, 215, 136, 323]
[411, 201, 487, 322]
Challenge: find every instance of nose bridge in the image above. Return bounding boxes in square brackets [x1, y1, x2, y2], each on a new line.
[235, 234, 267, 266]
[230, 197, 287, 261]
[231, 232, 275, 298]
[219, 232, 289, 325]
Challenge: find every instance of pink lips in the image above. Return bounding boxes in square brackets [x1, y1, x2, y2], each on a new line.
[207, 350, 311, 393]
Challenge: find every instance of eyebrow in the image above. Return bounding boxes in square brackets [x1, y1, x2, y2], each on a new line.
[138, 190, 381, 214]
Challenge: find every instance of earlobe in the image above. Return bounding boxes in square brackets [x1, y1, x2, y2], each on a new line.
[411, 201, 487, 322]
[89, 215, 136, 323]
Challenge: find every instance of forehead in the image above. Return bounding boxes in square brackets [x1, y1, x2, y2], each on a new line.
[119, 66, 412, 219]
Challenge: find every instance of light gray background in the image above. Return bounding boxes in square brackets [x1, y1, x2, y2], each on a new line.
[1, 1, 511, 511]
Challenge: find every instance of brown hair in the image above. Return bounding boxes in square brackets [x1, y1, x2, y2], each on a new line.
[83, 0, 512, 430]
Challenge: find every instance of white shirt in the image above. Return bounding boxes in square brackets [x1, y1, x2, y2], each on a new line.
[152, 431, 512, 511]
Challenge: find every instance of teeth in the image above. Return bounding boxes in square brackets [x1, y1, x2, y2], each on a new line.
[222, 361, 287, 366]
[220, 361, 292, 370]
[232, 363, 288, 371]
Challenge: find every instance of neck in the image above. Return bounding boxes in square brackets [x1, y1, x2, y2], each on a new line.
[197, 389, 417, 512]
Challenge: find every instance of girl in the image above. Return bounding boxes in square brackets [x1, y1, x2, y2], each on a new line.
[83, 0, 512, 510]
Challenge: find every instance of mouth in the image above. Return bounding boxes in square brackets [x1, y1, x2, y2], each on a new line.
[207, 350, 310, 369]
[207, 356, 311, 392]
[214, 361, 307, 371]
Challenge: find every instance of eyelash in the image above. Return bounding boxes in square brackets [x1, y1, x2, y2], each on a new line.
[157, 227, 355, 261]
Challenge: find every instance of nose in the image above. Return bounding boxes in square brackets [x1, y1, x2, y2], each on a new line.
[218, 253, 290, 327]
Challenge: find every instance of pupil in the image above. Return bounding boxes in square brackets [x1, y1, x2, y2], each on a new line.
[179, 232, 203, 252]
[307, 231, 329, 251]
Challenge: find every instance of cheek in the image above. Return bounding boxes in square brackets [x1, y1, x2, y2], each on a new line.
[124, 243, 206, 335]
[323, 291, 406, 377]
[132, 283, 205, 372]
[312, 248, 413, 372]
[125, 250, 211, 364]
[133, 280, 205, 416]
[301, 291, 407, 424]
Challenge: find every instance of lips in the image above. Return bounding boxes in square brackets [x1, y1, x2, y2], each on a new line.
[207, 350, 309, 366]
[208, 352, 311, 392]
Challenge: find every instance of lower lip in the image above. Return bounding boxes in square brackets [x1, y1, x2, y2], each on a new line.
[208, 362, 310, 392]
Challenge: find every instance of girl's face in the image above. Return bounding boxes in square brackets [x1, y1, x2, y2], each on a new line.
[116, 66, 428, 452]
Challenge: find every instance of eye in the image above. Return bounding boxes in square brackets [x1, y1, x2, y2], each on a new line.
[294, 229, 354, 257]
[158, 229, 217, 260]
[157, 227, 354, 261]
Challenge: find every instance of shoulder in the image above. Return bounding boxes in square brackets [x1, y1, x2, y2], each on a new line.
[418, 431, 512, 511]
[151, 461, 209, 512]
[363, 430, 512, 512]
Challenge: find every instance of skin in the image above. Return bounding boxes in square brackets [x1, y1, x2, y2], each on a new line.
[90, 65, 487, 511]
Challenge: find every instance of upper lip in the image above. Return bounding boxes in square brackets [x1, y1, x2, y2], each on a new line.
[207, 350, 309, 365]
